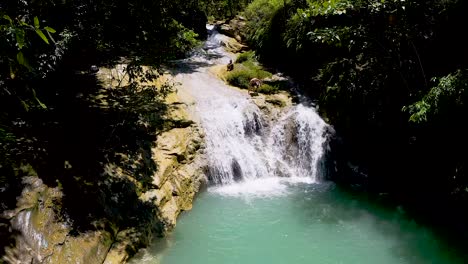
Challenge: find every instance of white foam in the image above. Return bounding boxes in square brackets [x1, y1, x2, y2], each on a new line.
[176, 25, 330, 191]
[208, 177, 315, 198]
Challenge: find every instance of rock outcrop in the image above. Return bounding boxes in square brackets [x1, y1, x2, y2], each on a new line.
[1, 66, 206, 264]
[102, 81, 206, 263]
[2, 172, 114, 264]
[216, 16, 247, 43]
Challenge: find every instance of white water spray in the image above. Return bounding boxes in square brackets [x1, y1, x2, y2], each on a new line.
[174, 26, 329, 195]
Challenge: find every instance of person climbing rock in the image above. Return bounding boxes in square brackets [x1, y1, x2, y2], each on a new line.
[249, 78, 262, 94]
[227, 59, 234, 71]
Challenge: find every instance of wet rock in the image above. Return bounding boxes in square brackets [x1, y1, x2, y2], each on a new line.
[244, 112, 263, 136]
[231, 160, 243, 182]
[89, 65, 99, 74]
[2, 176, 112, 264]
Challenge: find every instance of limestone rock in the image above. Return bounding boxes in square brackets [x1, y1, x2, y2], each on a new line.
[219, 24, 236, 38]
[2, 176, 113, 264]
[103, 77, 207, 264]
[217, 15, 247, 43]
[218, 35, 249, 53]
[2, 65, 207, 264]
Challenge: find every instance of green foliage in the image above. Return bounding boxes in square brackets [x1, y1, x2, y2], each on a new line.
[227, 54, 273, 89]
[1, 13, 54, 78]
[227, 67, 255, 89]
[236, 51, 256, 63]
[257, 83, 279, 94]
[199, 0, 252, 19]
[243, 0, 468, 209]
[404, 70, 468, 123]
[0, 0, 240, 249]
[244, 0, 452, 123]
[304, 0, 354, 16]
[171, 20, 202, 56]
[243, 0, 284, 50]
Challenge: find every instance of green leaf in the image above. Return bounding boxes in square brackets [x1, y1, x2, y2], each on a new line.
[3, 15, 12, 24]
[34, 16, 40, 29]
[20, 99, 30, 112]
[19, 20, 29, 27]
[15, 29, 25, 49]
[16, 51, 25, 65]
[16, 51, 32, 70]
[9, 64, 16, 79]
[44, 26, 56, 33]
[35, 29, 49, 44]
[32, 89, 47, 109]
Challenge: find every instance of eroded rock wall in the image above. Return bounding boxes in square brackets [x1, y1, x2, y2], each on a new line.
[1, 68, 206, 264]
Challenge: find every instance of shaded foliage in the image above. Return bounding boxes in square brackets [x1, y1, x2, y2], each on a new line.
[0, 0, 243, 255]
[242, 0, 468, 227]
[200, 0, 252, 21]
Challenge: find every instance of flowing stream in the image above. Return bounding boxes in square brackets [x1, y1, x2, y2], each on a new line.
[130, 26, 464, 264]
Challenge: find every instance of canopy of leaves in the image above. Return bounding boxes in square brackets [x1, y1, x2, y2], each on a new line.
[405, 70, 468, 123]
[0, 0, 245, 252]
[242, 0, 468, 220]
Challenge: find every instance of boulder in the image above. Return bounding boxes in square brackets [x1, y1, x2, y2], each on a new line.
[219, 24, 236, 38]
[218, 35, 249, 53]
[217, 15, 247, 43]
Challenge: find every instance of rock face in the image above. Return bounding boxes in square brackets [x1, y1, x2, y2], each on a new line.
[1, 68, 206, 264]
[2, 175, 114, 264]
[217, 34, 249, 54]
[217, 16, 247, 43]
[102, 85, 207, 263]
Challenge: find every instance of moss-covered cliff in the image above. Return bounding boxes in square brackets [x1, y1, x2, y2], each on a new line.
[1, 66, 207, 264]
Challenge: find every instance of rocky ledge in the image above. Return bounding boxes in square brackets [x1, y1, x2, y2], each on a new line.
[1, 66, 207, 264]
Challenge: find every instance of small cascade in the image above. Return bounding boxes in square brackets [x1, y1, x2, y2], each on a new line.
[175, 26, 330, 187]
[267, 104, 328, 180]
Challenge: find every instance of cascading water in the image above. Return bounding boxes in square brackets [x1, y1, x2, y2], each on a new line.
[174, 25, 329, 191]
[131, 25, 465, 264]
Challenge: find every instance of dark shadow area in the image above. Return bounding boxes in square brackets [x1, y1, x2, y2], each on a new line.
[2, 63, 170, 235]
[0, 220, 18, 261]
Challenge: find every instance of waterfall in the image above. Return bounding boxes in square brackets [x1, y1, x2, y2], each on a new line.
[174, 25, 329, 190]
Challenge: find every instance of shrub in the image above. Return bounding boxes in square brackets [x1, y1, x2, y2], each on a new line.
[226, 68, 255, 89]
[257, 84, 279, 94]
[236, 51, 256, 63]
[253, 68, 273, 79]
[227, 50, 274, 90]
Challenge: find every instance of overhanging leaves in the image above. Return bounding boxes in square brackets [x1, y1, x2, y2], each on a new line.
[34, 16, 40, 28]
[35, 29, 49, 44]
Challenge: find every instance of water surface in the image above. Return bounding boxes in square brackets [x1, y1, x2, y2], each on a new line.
[132, 180, 463, 264]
